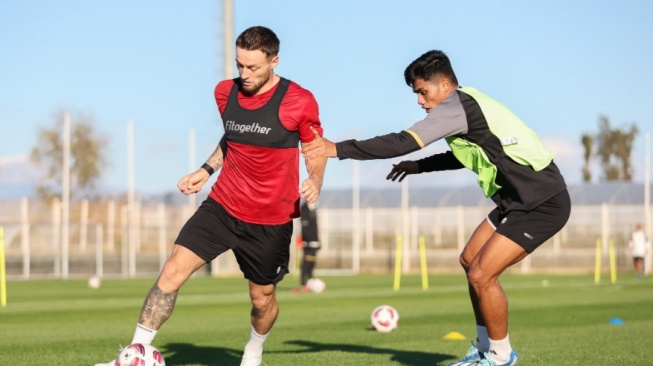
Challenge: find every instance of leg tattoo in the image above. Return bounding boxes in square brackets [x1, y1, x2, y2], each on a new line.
[139, 283, 178, 329]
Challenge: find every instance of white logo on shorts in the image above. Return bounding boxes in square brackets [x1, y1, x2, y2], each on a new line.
[524, 232, 534, 240]
[276, 266, 281, 274]
[501, 217, 508, 224]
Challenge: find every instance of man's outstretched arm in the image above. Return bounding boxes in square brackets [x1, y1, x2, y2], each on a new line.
[302, 126, 421, 161]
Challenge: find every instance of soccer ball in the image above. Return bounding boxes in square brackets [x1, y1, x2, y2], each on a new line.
[306, 278, 326, 293]
[88, 276, 101, 289]
[116, 343, 165, 366]
[371, 305, 399, 333]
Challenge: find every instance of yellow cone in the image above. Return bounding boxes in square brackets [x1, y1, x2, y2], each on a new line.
[443, 331, 467, 340]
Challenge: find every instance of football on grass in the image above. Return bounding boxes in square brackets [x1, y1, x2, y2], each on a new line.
[306, 278, 326, 293]
[116, 343, 165, 366]
[371, 305, 399, 333]
[88, 275, 101, 289]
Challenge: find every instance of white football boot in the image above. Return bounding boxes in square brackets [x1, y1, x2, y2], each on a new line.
[240, 355, 263, 366]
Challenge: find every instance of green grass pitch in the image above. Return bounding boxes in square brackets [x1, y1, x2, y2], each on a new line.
[0, 273, 651, 365]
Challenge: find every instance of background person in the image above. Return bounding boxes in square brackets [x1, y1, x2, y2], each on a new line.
[302, 50, 570, 366]
[629, 223, 650, 279]
[299, 200, 321, 291]
[95, 26, 327, 366]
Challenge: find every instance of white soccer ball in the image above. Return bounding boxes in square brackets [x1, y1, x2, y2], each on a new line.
[116, 343, 166, 366]
[306, 278, 326, 293]
[371, 305, 399, 333]
[88, 276, 101, 289]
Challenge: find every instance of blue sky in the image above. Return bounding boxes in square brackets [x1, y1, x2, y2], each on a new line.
[1, 1, 652, 198]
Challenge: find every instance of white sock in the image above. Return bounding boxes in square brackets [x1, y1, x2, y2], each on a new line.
[131, 323, 158, 345]
[243, 326, 268, 357]
[488, 334, 512, 364]
[476, 325, 490, 353]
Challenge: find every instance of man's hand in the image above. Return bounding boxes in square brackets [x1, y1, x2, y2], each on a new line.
[300, 176, 321, 203]
[386, 161, 419, 182]
[177, 168, 210, 195]
[301, 126, 337, 160]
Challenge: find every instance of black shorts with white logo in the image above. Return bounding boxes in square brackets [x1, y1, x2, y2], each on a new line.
[175, 198, 293, 285]
[487, 189, 571, 253]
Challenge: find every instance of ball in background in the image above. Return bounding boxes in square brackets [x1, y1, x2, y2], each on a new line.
[306, 278, 326, 293]
[87, 275, 101, 289]
[116, 343, 165, 366]
[371, 305, 399, 333]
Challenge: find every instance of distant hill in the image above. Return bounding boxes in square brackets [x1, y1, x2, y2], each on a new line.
[0, 183, 35, 199]
[315, 183, 652, 208]
[140, 182, 652, 208]
[2, 179, 650, 208]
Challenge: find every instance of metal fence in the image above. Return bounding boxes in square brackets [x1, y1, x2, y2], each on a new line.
[0, 198, 650, 280]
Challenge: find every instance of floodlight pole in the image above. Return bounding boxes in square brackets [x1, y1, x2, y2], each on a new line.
[645, 132, 651, 239]
[352, 160, 360, 274]
[61, 112, 71, 279]
[188, 128, 197, 209]
[127, 119, 136, 277]
[219, 0, 235, 79]
[210, 0, 235, 277]
[645, 132, 651, 274]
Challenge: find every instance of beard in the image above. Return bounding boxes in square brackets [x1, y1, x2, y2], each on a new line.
[241, 71, 273, 95]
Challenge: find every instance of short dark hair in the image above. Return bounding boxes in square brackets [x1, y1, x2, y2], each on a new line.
[236, 26, 280, 57]
[404, 50, 458, 87]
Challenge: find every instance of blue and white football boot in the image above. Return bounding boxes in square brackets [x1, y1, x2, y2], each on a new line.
[447, 341, 483, 365]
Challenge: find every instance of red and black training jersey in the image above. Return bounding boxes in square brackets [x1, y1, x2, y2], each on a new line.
[209, 77, 322, 225]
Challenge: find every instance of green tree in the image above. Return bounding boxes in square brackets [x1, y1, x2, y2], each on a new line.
[594, 115, 639, 182]
[581, 133, 593, 182]
[30, 111, 109, 200]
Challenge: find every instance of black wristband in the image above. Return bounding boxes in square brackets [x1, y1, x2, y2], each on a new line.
[201, 163, 215, 175]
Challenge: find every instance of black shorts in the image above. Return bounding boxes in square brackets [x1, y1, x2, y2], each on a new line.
[175, 198, 293, 285]
[487, 189, 571, 253]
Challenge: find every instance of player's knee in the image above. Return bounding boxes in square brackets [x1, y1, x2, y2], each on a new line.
[158, 261, 186, 291]
[249, 285, 276, 310]
[250, 293, 276, 314]
[459, 253, 471, 270]
[466, 265, 489, 288]
[460, 248, 478, 270]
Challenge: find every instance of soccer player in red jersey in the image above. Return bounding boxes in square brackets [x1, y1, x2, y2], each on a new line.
[95, 26, 327, 366]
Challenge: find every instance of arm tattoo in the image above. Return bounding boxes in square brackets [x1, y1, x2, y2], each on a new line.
[205, 135, 226, 171]
[207, 155, 223, 171]
[139, 284, 178, 329]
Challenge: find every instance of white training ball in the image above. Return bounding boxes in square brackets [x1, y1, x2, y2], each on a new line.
[88, 276, 101, 289]
[116, 343, 165, 366]
[306, 278, 326, 293]
[371, 305, 399, 333]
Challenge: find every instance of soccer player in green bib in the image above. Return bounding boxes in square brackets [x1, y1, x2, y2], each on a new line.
[303, 50, 570, 366]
